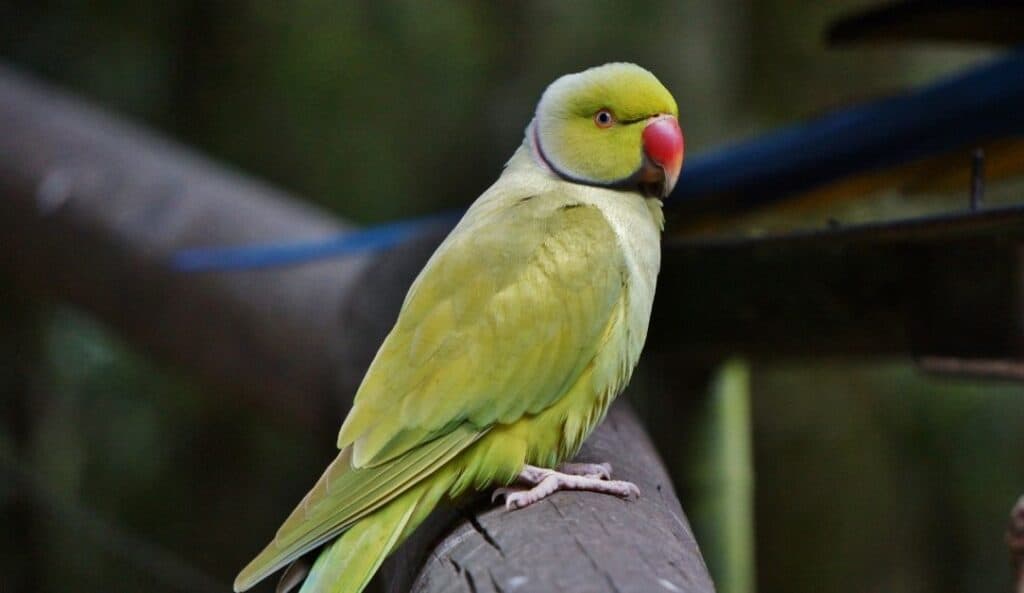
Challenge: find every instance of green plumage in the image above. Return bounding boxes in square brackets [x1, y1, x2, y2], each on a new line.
[235, 63, 675, 593]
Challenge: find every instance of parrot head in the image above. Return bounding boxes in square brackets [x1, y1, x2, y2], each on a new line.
[530, 63, 683, 198]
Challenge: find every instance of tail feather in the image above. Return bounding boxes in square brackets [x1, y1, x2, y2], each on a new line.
[298, 471, 453, 593]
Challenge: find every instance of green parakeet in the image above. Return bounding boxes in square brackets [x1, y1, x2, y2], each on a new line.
[234, 62, 684, 593]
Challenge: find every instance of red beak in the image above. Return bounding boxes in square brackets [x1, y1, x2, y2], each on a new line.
[641, 115, 684, 197]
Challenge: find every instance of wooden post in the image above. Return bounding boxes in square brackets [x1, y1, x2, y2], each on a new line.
[0, 63, 715, 593]
[688, 359, 755, 593]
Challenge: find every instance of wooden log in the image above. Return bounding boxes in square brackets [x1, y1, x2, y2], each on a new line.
[382, 402, 714, 593]
[0, 63, 714, 592]
[0, 63, 366, 427]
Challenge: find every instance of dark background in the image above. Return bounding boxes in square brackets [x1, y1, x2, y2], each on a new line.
[1, 2, 1022, 593]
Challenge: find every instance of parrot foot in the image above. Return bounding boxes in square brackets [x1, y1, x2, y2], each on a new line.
[492, 463, 639, 510]
[556, 462, 612, 480]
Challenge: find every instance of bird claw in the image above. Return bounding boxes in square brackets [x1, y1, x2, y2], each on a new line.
[490, 463, 639, 511]
[491, 487, 536, 511]
[557, 462, 612, 480]
[618, 481, 642, 499]
[491, 487, 523, 504]
[503, 489, 540, 511]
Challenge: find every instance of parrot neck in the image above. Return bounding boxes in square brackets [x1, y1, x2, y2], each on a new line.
[523, 120, 558, 178]
[523, 119, 661, 198]
[526, 118, 607, 188]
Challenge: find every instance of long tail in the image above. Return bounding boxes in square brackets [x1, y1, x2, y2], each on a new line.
[294, 470, 454, 593]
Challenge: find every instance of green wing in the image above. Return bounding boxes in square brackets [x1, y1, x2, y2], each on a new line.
[234, 425, 481, 591]
[338, 194, 628, 467]
[237, 193, 627, 591]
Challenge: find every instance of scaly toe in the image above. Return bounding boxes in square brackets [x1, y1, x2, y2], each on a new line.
[504, 490, 539, 510]
[558, 462, 613, 480]
[614, 480, 641, 499]
[496, 464, 640, 512]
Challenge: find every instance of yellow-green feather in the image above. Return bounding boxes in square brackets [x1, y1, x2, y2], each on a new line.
[235, 62, 671, 593]
[235, 180, 643, 593]
[296, 470, 455, 593]
[537, 63, 678, 185]
[233, 426, 480, 592]
[338, 192, 629, 468]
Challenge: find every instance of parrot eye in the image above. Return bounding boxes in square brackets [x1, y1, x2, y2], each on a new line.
[594, 109, 615, 128]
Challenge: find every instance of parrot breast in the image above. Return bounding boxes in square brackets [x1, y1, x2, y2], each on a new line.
[439, 147, 664, 494]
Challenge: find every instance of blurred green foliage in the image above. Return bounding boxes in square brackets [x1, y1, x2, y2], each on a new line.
[1, 2, 1021, 593]
[754, 361, 1024, 593]
[690, 359, 755, 593]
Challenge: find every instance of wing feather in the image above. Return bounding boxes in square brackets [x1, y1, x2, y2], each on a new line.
[238, 191, 629, 591]
[339, 195, 627, 467]
[234, 426, 481, 591]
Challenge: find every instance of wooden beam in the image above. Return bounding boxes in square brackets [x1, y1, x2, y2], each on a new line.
[383, 402, 714, 593]
[826, 1, 1024, 47]
[652, 237, 1024, 363]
